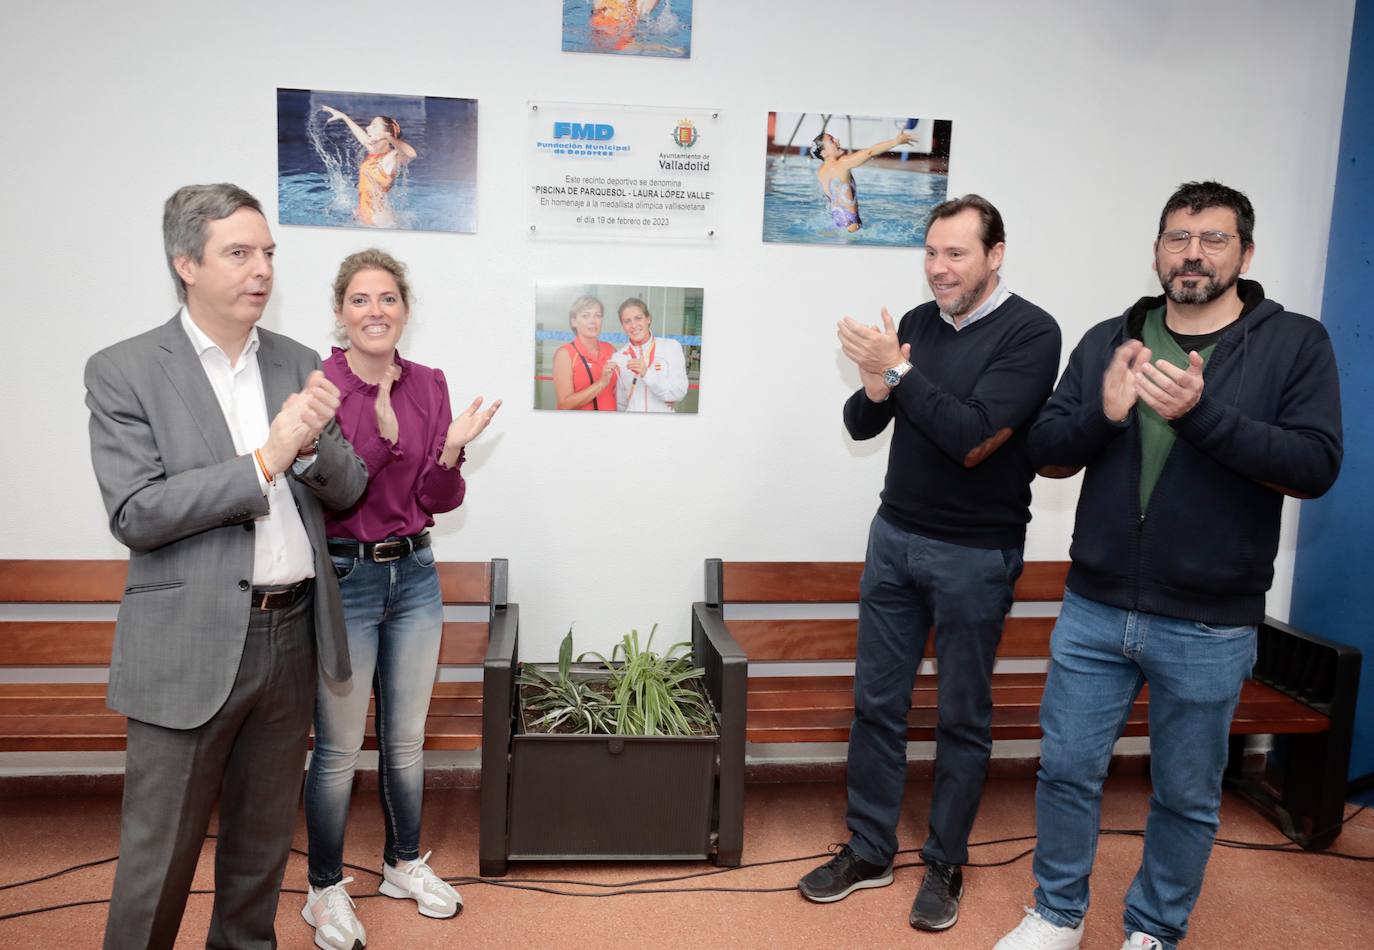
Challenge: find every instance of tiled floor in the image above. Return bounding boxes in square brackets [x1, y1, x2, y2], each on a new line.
[1, 773, 1371, 948]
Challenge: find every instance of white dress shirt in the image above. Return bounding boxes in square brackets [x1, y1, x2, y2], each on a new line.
[179, 308, 315, 585]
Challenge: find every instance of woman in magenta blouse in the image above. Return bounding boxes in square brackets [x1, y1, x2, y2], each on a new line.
[302, 249, 499, 947]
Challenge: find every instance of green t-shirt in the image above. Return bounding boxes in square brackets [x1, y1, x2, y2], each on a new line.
[1138, 307, 1218, 512]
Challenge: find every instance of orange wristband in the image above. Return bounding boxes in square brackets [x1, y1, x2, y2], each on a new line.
[253, 448, 275, 486]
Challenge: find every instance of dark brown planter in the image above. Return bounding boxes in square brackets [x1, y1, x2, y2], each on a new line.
[479, 600, 747, 876]
[508, 726, 718, 860]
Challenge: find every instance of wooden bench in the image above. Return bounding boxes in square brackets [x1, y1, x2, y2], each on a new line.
[0, 558, 517, 753]
[691, 558, 1361, 850]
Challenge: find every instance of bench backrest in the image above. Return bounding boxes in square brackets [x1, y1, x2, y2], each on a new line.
[705, 559, 1070, 661]
[0, 559, 506, 668]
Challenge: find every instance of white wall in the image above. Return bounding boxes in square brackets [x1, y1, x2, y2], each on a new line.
[3, 0, 1355, 661]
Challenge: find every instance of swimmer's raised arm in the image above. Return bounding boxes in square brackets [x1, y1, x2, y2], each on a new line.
[839, 129, 919, 169]
[320, 105, 371, 148]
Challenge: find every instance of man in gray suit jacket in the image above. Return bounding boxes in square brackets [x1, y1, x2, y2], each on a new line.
[85, 183, 368, 949]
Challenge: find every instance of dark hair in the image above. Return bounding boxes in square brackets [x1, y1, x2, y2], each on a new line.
[1157, 181, 1255, 249]
[809, 133, 835, 161]
[377, 115, 402, 138]
[925, 194, 1005, 252]
[163, 183, 263, 303]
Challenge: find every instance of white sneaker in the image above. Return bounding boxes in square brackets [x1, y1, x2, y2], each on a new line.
[379, 850, 463, 919]
[301, 878, 367, 950]
[1122, 934, 1164, 950]
[994, 907, 1085, 949]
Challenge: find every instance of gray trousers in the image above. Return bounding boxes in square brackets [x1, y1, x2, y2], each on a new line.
[103, 594, 316, 950]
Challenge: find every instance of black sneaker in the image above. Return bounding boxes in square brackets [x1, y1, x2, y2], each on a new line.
[909, 859, 963, 931]
[797, 844, 894, 903]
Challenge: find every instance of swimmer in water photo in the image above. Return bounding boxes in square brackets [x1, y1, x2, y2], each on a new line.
[810, 128, 919, 233]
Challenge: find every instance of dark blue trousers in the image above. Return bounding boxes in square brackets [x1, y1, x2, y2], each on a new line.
[845, 512, 1023, 866]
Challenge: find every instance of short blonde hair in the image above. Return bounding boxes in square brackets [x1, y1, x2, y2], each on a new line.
[567, 293, 604, 329]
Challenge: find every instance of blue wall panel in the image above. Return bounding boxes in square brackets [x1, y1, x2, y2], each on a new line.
[1291, 0, 1374, 792]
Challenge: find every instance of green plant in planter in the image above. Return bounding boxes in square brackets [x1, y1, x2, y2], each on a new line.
[582, 625, 716, 737]
[515, 629, 615, 734]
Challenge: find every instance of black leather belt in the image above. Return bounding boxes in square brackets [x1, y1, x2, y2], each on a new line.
[328, 531, 431, 563]
[250, 577, 313, 610]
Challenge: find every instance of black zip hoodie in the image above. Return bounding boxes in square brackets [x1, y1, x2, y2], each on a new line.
[1029, 279, 1342, 625]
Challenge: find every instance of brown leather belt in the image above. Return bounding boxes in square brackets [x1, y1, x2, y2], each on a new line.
[328, 532, 431, 563]
[250, 578, 313, 610]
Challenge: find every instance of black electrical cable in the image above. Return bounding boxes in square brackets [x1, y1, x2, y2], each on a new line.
[0, 805, 1368, 922]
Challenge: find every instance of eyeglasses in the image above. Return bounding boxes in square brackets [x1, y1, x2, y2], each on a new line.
[1159, 230, 1237, 255]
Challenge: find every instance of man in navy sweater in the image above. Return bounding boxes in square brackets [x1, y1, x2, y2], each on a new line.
[797, 195, 1061, 933]
[995, 182, 1343, 950]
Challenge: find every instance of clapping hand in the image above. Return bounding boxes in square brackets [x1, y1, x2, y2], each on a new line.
[1136, 351, 1205, 420]
[440, 396, 502, 467]
[262, 371, 341, 476]
[374, 363, 401, 443]
[838, 306, 905, 374]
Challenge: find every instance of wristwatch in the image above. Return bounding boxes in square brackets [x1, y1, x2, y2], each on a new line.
[882, 360, 913, 388]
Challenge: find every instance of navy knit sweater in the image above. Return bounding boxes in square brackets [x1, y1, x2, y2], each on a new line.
[1030, 280, 1343, 625]
[844, 294, 1061, 549]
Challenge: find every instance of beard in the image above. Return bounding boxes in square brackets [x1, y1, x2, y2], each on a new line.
[1158, 258, 1239, 305]
[939, 271, 993, 318]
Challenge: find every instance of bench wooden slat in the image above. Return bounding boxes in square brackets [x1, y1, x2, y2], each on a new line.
[0, 621, 118, 665]
[0, 560, 129, 603]
[744, 697, 1328, 744]
[0, 710, 484, 752]
[721, 560, 1071, 604]
[436, 562, 490, 604]
[745, 677, 1310, 712]
[0, 560, 490, 606]
[1, 621, 488, 667]
[730, 616, 1057, 661]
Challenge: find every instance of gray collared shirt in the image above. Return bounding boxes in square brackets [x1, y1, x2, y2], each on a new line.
[940, 277, 1010, 331]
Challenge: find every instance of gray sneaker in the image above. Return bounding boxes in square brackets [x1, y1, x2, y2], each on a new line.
[301, 878, 366, 950]
[379, 850, 462, 919]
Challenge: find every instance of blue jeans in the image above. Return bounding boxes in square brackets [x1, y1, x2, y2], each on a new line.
[1032, 590, 1257, 948]
[304, 544, 444, 887]
[846, 513, 1023, 866]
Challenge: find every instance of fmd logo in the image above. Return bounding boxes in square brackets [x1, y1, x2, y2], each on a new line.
[553, 122, 615, 141]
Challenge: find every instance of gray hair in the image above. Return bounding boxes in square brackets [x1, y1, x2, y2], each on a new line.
[162, 183, 264, 303]
[567, 293, 604, 329]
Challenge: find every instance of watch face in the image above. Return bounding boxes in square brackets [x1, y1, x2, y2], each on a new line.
[883, 368, 900, 386]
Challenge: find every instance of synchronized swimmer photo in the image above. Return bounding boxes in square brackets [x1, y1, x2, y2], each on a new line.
[561, 0, 693, 58]
[277, 87, 478, 233]
[762, 112, 954, 248]
[318, 106, 416, 226]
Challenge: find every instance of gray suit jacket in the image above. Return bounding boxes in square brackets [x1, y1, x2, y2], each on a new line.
[85, 315, 368, 730]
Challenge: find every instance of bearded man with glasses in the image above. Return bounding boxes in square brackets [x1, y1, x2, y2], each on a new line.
[994, 181, 1343, 950]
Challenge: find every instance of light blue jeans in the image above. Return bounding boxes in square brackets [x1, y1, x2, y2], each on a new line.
[304, 544, 443, 887]
[1031, 590, 1256, 949]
